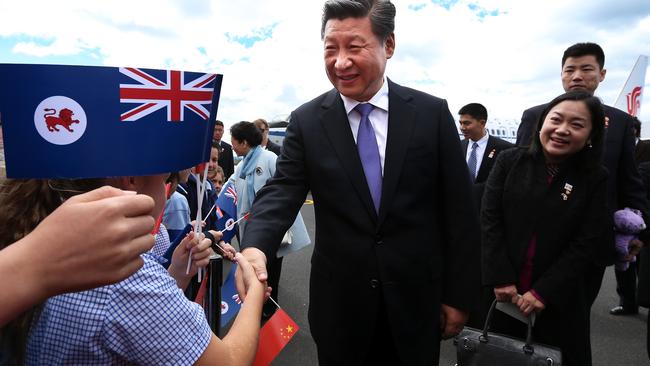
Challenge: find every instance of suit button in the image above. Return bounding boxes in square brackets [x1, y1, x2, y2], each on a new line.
[370, 279, 380, 288]
[375, 234, 383, 245]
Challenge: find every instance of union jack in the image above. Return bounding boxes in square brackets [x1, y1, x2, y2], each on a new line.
[119, 67, 216, 122]
[225, 185, 238, 205]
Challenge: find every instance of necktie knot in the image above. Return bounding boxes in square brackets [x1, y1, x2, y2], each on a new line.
[355, 103, 374, 119]
[472, 142, 479, 149]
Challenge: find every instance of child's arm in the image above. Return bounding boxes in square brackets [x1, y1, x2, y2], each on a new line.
[195, 253, 265, 366]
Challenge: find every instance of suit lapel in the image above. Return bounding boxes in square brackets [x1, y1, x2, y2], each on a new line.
[378, 80, 416, 226]
[319, 89, 378, 221]
[477, 136, 495, 182]
[461, 139, 469, 155]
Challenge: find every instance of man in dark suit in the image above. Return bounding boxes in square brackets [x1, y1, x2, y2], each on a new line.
[459, 103, 513, 211]
[213, 120, 234, 179]
[237, 1, 480, 365]
[515, 42, 649, 318]
[458, 103, 513, 328]
[634, 117, 650, 164]
[253, 118, 282, 155]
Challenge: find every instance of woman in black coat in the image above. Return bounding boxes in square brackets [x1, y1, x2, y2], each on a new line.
[481, 91, 611, 366]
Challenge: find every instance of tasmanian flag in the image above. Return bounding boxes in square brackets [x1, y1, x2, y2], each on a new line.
[253, 308, 300, 366]
[0, 64, 222, 178]
[220, 264, 242, 326]
[216, 180, 238, 243]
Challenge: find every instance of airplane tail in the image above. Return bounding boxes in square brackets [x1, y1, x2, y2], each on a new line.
[613, 55, 648, 117]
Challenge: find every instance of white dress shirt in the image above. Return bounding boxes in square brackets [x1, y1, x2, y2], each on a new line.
[340, 79, 389, 175]
[465, 132, 489, 178]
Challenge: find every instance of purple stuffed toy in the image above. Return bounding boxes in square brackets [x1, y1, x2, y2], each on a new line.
[613, 208, 646, 271]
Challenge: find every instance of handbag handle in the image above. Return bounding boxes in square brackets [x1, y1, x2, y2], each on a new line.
[480, 299, 535, 354]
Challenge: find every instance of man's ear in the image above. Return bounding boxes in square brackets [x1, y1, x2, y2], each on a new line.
[385, 33, 395, 59]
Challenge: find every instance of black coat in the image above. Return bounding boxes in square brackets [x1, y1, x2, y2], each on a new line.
[636, 139, 650, 165]
[481, 148, 611, 364]
[516, 103, 650, 263]
[241, 80, 480, 365]
[265, 140, 282, 156]
[216, 140, 234, 179]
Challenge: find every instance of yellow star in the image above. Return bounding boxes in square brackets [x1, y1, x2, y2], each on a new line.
[286, 325, 294, 333]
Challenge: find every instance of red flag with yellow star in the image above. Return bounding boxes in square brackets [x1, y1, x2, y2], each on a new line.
[252, 308, 299, 366]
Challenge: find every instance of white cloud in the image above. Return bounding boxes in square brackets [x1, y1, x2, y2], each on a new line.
[1, 0, 649, 135]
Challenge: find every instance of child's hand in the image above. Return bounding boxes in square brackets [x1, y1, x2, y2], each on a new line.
[234, 252, 265, 301]
[169, 232, 213, 283]
[189, 220, 206, 229]
[219, 242, 237, 261]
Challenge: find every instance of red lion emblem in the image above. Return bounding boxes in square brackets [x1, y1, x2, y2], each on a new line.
[43, 108, 80, 132]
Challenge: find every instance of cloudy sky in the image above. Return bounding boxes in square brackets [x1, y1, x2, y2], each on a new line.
[1, 0, 649, 136]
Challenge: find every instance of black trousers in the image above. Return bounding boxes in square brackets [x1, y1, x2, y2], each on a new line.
[263, 255, 284, 317]
[316, 299, 402, 366]
[615, 260, 639, 311]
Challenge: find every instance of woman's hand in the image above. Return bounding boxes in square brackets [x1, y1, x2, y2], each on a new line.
[516, 291, 546, 316]
[494, 284, 518, 302]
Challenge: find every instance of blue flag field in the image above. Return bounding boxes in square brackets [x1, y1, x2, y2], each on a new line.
[0, 64, 222, 178]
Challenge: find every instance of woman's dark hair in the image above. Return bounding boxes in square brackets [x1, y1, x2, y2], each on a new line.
[528, 91, 605, 169]
[230, 121, 263, 147]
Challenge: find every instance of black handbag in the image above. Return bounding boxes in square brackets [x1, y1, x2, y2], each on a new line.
[454, 300, 562, 366]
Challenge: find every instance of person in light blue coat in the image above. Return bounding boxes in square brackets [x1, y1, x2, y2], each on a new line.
[227, 121, 310, 319]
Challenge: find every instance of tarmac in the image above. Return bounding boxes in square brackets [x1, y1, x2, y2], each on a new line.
[264, 199, 650, 366]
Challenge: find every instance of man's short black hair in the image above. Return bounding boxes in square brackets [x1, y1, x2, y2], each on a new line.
[215, 120, 224, 127]
[321, 0, 395, 42]
[562, 42, 605, 69]
[458, 103, 488, 121]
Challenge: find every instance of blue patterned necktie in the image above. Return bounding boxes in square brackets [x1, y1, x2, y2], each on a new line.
[467, 141, 479, 182]
[355, 103, 382, 213]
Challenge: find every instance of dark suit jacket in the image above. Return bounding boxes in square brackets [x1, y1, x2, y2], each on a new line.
[265, 140, 281, 156]
[216, 140, 234, 179]
[482, 148, 611, 361]
[516, 103, 650, 263]
[461, 135, 514, 211]
[635, 139, 650, 164]
[241, 80, 480, 365]
[637, 161, 650, 307]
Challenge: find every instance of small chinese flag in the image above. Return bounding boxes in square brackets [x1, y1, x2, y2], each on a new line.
[252, 308, 299, 366]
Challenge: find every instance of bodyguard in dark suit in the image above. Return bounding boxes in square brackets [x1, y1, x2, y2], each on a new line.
[458, 103, 513, 328]
[637, 161, 650, 359]
[458, 103, 513, 211]
[634, 118, 650, 164]
[515, 43, 650, 316]
[237, 1, 480, 365]
[213, 120, 234, 179]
